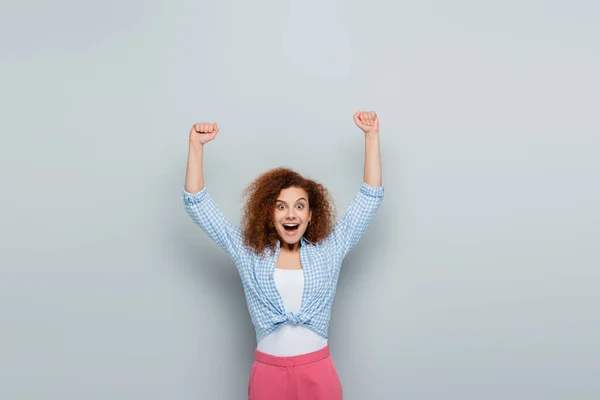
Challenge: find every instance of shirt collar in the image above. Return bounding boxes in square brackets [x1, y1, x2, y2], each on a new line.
[276, 237, 312, 248]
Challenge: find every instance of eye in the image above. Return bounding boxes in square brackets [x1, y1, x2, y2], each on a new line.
[277, 204, 285, 210]
[296, 204, 304, 209]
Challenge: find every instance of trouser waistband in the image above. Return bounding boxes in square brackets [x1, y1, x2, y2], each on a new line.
[254, 345, 330, 367]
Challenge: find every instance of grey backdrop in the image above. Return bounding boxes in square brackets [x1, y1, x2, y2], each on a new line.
[1, 0, 599, 399]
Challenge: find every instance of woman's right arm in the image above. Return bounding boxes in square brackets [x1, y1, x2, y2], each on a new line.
[183, 123, 243, 261]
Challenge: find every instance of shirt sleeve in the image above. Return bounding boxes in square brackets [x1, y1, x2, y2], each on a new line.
[183, 186, 244, 262]
[326, 182, 384, 258]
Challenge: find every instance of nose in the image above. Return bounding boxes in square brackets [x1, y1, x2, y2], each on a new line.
[285, 208, 297, 219]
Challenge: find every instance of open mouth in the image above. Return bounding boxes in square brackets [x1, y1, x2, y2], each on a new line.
[283, 224, 299, 234]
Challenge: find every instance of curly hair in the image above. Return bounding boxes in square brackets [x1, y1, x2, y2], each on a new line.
[241, 167, 336, 255]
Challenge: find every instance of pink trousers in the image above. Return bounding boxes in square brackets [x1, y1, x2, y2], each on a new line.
[248, 345, 343, 400]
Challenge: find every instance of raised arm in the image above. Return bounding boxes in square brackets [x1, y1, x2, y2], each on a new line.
[184, 122, 216, 194]
[356, 110, 382, 188]
[183, 123, 243, 261]
[327, 111, 384, 258]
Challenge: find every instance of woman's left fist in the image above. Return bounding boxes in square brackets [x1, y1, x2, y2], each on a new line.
[353, 110, 379, 134]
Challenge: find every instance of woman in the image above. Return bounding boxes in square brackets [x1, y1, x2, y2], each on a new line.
[183, 111, 383, 399]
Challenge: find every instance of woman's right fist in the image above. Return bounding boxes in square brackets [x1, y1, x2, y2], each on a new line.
[189, 122, 219, 147]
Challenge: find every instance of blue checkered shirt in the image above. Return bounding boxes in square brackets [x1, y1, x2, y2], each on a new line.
[183, 181, 384, 342]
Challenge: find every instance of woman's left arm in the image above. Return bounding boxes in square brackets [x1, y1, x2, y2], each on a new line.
[327, 111, 384, 258]
[356, 110, 382, 187]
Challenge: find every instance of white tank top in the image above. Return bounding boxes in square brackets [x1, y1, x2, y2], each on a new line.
[256, 269, 328, 356]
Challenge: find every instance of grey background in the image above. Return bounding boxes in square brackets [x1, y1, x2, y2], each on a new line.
[1, 0, 599, 399]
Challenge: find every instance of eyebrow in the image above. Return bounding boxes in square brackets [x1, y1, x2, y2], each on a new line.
[276, 197, 307, 204]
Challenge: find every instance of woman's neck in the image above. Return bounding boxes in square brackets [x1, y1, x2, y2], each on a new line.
[280, 241, 300, 253]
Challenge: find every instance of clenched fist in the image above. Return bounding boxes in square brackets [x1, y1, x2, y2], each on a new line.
[353, 111, 379, 134]
[189, 122, 219, 148]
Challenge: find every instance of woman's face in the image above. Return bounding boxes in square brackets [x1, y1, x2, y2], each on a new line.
[273, 186, 312, 246]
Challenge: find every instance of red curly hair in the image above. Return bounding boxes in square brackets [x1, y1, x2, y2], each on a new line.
[241, 167, 336, 255]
